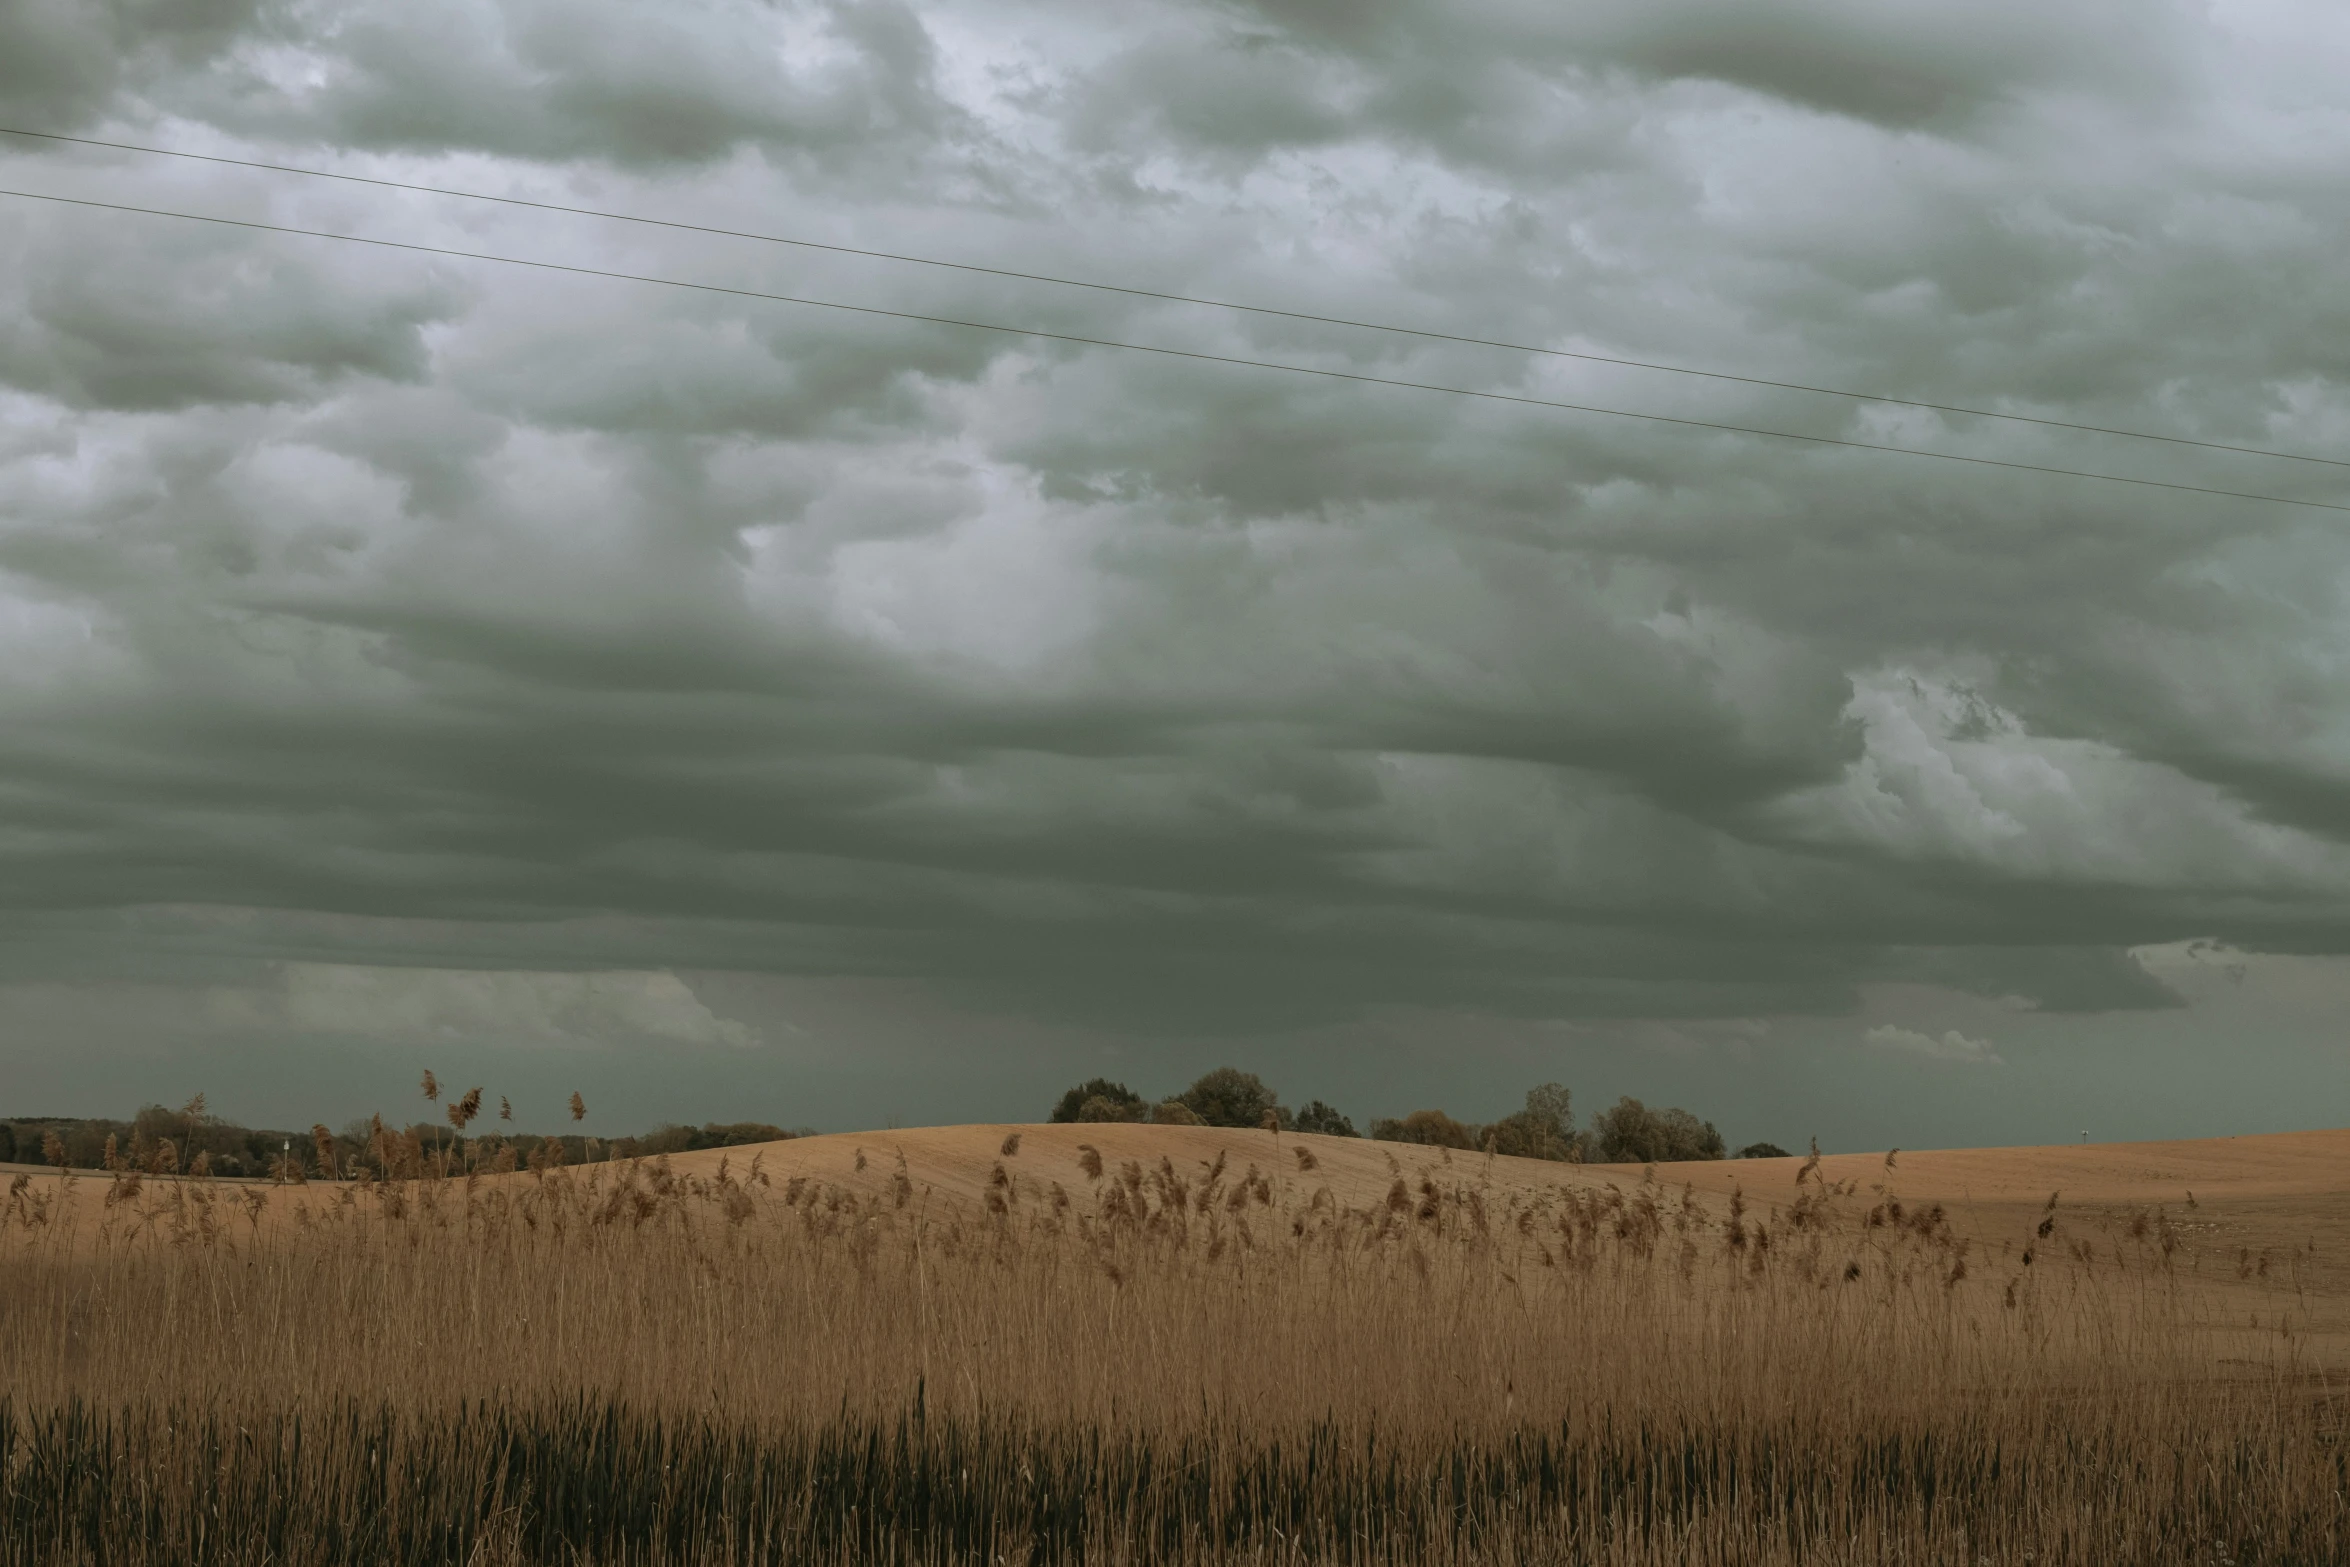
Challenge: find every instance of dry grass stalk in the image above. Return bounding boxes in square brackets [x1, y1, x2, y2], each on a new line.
[0, 1135, 2340, 1565]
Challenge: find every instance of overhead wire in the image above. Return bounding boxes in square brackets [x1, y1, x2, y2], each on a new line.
[1, 184, 2346, 516]
[2, 123, 2343, 474]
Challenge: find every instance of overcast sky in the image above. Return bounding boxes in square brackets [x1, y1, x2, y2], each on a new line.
[3, 0, 2348, 1149]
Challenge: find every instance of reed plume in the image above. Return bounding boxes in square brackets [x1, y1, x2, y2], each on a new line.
[0, 1126, 2335, 1567]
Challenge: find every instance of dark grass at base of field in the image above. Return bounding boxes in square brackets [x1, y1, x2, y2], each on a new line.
[0, 1399, 2340, 1566]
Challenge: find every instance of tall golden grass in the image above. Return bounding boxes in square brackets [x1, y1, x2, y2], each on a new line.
[0, 1138, 2340, 1563]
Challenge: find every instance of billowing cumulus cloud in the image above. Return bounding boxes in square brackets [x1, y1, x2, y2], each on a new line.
[250, 963, 760, 1049]
[1864, 1024, 2001, 1066]
[1, 0, 2347, 1137]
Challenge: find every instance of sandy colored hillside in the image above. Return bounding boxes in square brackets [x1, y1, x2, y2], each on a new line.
[664, 1121, 2350, 1286]
[14, 1122, 2345, 1342]
[14, 1122, 2339, 1207]
[657, 1121, 2350, 1218]
[1648, 1129, 2350, 1318]
[20, 1119, 2331, 1232]
[659, 1120, 1587, 1212]
[13, 1121, 2345, 1227]
[648, 1121, 2350, 1354]
[1656, 1128, 2350, 1206]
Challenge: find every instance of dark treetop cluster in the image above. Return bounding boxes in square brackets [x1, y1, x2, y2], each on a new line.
[1048, 1070, 1777, 1164]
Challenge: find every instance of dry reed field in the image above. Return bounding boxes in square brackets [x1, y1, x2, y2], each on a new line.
[1, 1123, 2344, 1565]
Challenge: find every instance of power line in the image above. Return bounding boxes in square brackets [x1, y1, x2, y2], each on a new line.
[4, 184, 2347, 517]
[4, 123, 2344, 475]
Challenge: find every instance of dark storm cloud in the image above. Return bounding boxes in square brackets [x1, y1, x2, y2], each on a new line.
[23, 0, 975, 176]
[1, 0, 2348, 1103]
[298, 0, 958, 170]
[0, 207, 459, 409]
[0, 0, 262, 129]
[1571, 1, 2178, 127]
[1073, 0, 2183, 173]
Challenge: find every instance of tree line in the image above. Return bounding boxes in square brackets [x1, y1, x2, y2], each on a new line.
[0, 1089, 799, 1180]
[1049, 1069, 1790, 1164]
[4, 1069, 1793, 1178]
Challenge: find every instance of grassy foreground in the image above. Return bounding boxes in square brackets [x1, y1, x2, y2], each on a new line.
[0, 1135, 2341, 1563]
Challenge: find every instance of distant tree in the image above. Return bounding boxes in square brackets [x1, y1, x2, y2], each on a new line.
[1486, 1083, 1576, 1162]
[1587, 1097, 1726, 1163]
[702, 1121, 791, 1147]
[1292, 1100, 1358, 1137]
[1737, 1141, 1791, 1160]
[1050, 1078, 1146, 1124]
[621, 1122, 793, 1157]
[1178, 1068, 1284, 1130]
[132, 1103, 182, 1148]
[0, 1123, 14, 1164]
[1149, 1100, 1204, 1126]
[1369, 1109, 1481, 1150]
[1078, 1096, 1145, 1123]
[62, 1122, 108, 1169]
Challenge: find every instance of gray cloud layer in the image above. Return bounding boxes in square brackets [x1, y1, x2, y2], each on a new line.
[3, 0, 2349, 1129]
